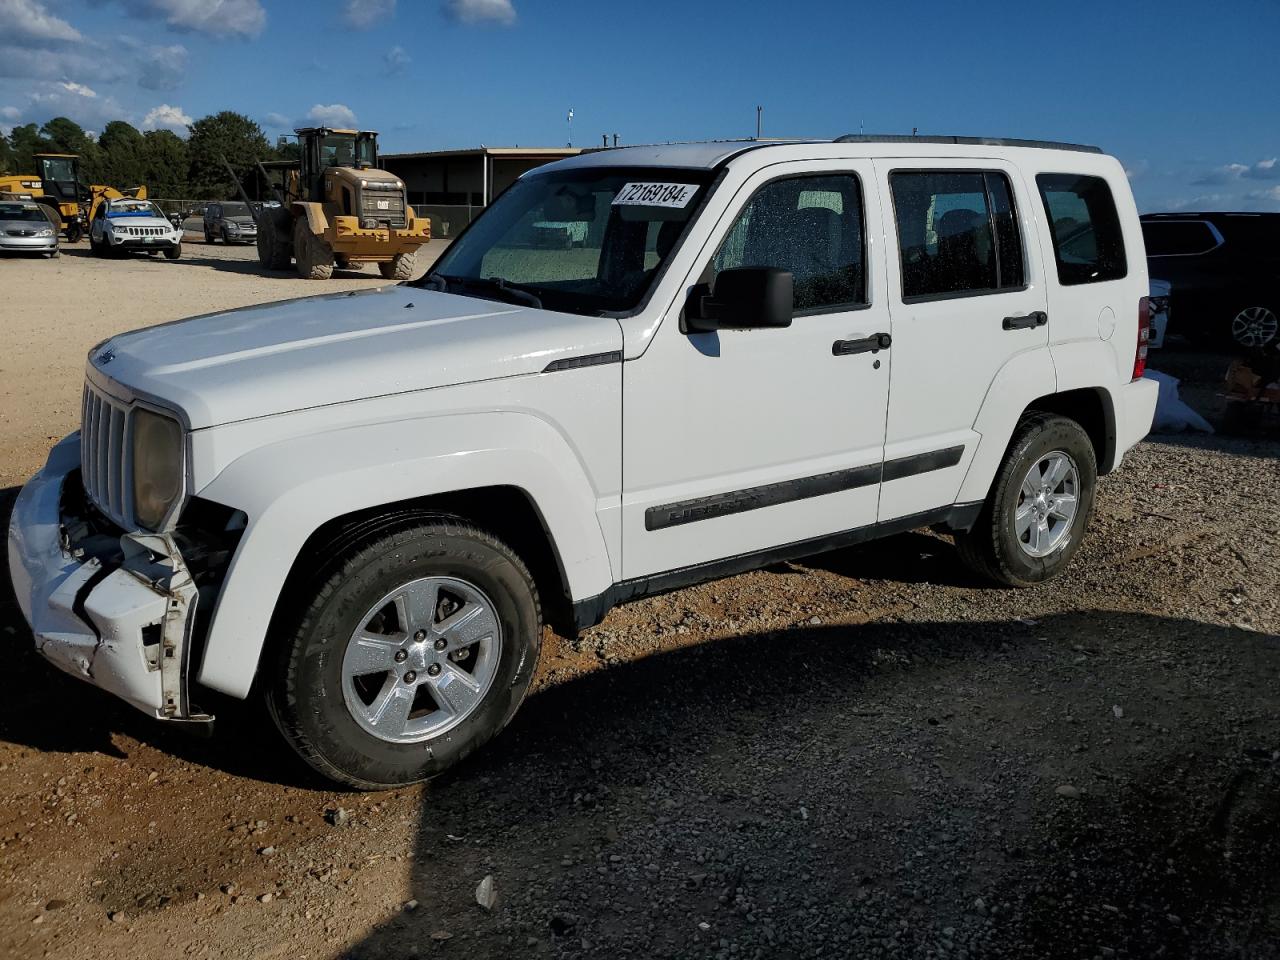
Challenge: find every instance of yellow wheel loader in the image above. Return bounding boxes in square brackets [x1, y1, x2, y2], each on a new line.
[254, 127, 430, 280]
[1, 154, 146, 243]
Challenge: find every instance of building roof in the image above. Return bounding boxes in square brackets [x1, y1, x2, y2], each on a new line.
[381, 147, 583, 161]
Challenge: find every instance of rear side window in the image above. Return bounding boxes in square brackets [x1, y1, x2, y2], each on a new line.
[712, 174, 866, 313]
[1037, 174, 1127, 284]
[1140, 219, 1221, 256]
[890, 171, 1025, 301]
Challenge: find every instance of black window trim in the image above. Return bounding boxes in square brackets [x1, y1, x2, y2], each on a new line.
[697, 169, 873, 319]
[1140, 217, 1225, 258]
[1036, 172, 1129, 286]
[887, 166, 1031, 306]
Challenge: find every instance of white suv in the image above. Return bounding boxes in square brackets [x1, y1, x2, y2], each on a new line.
[9, 136, 1158, 788]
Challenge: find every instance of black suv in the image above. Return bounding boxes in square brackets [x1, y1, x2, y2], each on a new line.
[1140, 212, 1279, 349]
[203, 201, 258, 245]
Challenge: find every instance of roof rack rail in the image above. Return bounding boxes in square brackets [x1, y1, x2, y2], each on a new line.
[833, 134, 1103, 154]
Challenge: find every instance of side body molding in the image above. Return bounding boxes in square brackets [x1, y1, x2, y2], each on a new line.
[192, 411, 615, 699]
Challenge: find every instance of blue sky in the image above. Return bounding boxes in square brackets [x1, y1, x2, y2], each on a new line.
[2, 0, 1278, 211]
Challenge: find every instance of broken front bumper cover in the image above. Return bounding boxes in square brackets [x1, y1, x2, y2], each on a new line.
[7, 433, 211, 724]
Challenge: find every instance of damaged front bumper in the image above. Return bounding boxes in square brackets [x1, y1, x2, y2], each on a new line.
[7, 433, 211, 725]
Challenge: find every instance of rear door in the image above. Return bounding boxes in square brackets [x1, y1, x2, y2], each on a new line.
[874, 158, 1048, 521]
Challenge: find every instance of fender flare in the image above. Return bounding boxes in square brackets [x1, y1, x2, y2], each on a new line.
[291, 201, 329, 236]
[956, 347, 1059, 505]
[192, 411, 614, 699]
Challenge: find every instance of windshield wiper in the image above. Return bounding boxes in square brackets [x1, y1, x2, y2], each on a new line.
[431, 275, 544, 309]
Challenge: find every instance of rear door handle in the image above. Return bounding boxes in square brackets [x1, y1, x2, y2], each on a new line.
[832, 332, 892, 356]
[1003, 311, 1048, 331]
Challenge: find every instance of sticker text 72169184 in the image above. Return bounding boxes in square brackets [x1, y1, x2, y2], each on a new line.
[612, 183, 699, 209]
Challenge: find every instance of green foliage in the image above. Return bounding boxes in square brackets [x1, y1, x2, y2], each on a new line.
[97, 121, 146, 189]
[187, 111, 271, 199]
[8, 124, 50, 173]
[0, 135, 13, 176]
[141, 130, 189, 198]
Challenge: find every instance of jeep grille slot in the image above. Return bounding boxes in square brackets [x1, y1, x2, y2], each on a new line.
[81, 383, 131, 528]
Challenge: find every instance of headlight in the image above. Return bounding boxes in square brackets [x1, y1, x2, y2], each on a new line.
[37, 228, 53, 237]
[225, 221, 240, 231]
[131, 409, 184, 529]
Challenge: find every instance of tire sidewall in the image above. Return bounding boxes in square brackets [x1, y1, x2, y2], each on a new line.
[277, 528, 540, 788]
[991, 419, 1097, 584]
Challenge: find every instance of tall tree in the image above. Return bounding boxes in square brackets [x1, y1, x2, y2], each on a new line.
[141, 130, 189, 198]
[97, 120, 146, 189]
[8, 124, 50, 173]
[0, 135, 14, 176]
[186, 111, 270, 199]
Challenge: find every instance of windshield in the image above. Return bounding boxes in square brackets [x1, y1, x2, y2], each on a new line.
[0, 203, 50, 222]
[221, 202, 251, 217]
[321, 135, 376, 168]
[107, 200, 166, 219]
[421, 167, 715, 315]
[38, 157, 77, 182]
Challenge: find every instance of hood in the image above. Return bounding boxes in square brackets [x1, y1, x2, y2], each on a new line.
[107, 215, 174, 230]
[89, 286, 622, 430]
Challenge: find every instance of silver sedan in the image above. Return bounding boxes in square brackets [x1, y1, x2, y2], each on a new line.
[0, 200, 59, 257]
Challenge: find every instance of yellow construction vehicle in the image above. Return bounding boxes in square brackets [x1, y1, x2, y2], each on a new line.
[0, 154, 146, 242]
[254, 127, 430, 280]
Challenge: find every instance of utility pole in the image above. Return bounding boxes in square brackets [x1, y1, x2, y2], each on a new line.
[756, 105, 762, 139]
[567, 108, 574, 147]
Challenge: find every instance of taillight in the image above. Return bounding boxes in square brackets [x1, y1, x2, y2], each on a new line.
[1133, 296, 1150, 380]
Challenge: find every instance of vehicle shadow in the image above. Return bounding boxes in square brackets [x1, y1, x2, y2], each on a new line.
[796, 528, 988, 588]
[347, 609, 1280, 959]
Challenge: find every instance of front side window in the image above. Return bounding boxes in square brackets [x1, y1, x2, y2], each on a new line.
[1037, 174, 1127, 285]
[422, 167, 714, 315]
[710, 175, 866, 312]
[890, 171, 1025, 300]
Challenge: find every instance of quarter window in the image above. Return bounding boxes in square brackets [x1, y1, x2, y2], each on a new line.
[1037, 174, 1127, 284]
[711, 175, 866, 313]
[890, 171, 1025, 300]
[1140, 220, 1220, 257]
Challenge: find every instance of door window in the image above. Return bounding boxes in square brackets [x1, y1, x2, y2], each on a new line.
[890, 171, 1025, 301]
[710, 175, 866, 313]
[1037, 174, 1127, 284]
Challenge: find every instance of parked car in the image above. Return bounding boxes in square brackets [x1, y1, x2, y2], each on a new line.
[9, 136, 1157, 788]
[1140, 212, 1280, 349]
[1148, 278, 1171, 349]
[0, 199, 58, 257]
[89, 197, 183, 259]
[203, 201, 258, 244]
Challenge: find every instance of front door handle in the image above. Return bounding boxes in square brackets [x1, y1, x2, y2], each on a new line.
[1003, 311, 1048, 331]
[832, 332, 892, 356]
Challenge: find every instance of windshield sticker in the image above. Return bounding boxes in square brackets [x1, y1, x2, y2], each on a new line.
[612, 182, 698, 209]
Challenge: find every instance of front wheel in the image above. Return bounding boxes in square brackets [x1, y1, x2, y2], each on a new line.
[164, 243, 182, 260]
[266, 520, 542, 789]
[378, 252, 417, 281]
[955, 413, 1097, 587]
[1230, 305, 1278, 349]
[64, 221, 82, 244]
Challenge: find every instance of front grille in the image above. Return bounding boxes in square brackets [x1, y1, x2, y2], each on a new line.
[5, 229, 38, 237]
[359, 191, 406, 228]
[80, 383, 132, 528]
[121, 225, 167, 237]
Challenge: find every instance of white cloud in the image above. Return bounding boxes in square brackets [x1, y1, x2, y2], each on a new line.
[0, 0, 83, 43]
[343, 0, 394, 28]
[264, 111, 293, 129]
[19, 81, 128, 130]
[1246, 185, 1280, 203]
[0, 105, 19, 120]
[384, 44, 410, 75]
[105, 0, 266, 38]
[306, 103, 357, 128]
[443, 0, 516, 25]
[142, 103, 193, 134]
[1123, 159, 1150, 181]
[1193, 157, 1280, 186]
[115, 37, 188, 91]
[59, 81, 98, 99]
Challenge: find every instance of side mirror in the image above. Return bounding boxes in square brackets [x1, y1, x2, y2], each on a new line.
[686, 267, 793, 332]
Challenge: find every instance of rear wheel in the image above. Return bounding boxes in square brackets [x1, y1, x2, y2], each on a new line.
[266, 520, 542, 789]
[293, 220, 334, 280]
[955, 413, 1097, 587]
[378, 252, 417, 281]
[1230, 305, 1278, 349]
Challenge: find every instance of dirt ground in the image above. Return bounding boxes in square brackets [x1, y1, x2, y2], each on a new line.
[1, 242, 1278, 960]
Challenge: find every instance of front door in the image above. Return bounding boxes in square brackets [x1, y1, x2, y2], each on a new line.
[874, 159, 1050, 522]
[621, 161, 892, 580]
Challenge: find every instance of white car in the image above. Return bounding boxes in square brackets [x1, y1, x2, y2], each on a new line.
[9, 136, 1158, 788]
[89, 198, 183, 259]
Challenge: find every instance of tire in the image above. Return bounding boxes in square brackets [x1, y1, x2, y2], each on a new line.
[266, 520, 542, 789]
[378, 252, 417, 281]
[43, 250, 58, 258]
[257, 223, 292, 271]
[335, 254, 351, 269]
[954, 412, 1097, 587]
[90, 234, 111, 257]
[164, 243, 181, 260]
[293, 220, 334, 280]
[64, 220, 82, 244]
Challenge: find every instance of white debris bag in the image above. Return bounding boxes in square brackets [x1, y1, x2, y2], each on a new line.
[1144, 370, 1213, 434]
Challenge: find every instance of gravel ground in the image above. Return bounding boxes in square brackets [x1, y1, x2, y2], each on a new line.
[0, 248, 1277, 960]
